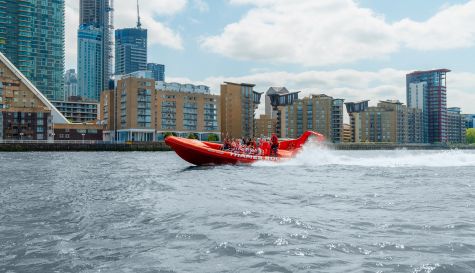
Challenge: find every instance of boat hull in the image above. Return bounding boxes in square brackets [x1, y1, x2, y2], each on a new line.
[165, 131, 325, 166]
[165, 136, 280, 166]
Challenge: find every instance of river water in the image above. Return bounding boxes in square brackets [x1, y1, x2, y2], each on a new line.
[1, 147, 475, 273]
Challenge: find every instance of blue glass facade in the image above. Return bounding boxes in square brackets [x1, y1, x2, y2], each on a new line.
[147, 63, 165, 81]
[406, 69, 450, 143]
[79, 0, 113, 95]
[0, 0, 65, 100]
[77, 25, 103, 101]
[463, 114, 475, 129]
[115, 28, 147, 75]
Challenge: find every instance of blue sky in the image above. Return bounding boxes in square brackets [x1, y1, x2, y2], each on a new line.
[65, 0, 475, 113]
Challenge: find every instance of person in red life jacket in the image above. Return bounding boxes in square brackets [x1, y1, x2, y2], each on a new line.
[261, 139, 271, 156]
[270, 134, 279, 157]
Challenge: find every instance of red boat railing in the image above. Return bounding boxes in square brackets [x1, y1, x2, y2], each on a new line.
[279, 131, 325, 150]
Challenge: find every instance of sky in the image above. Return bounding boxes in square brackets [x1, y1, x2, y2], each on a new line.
[65, 0, 475, 114]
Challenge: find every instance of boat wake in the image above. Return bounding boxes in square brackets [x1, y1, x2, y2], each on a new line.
[253, 143, 475, 168]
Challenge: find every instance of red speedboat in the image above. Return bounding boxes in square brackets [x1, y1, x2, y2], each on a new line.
[165, 131, 325, 166]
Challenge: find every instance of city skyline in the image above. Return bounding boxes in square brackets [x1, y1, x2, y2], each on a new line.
[64, 0, 475, 114]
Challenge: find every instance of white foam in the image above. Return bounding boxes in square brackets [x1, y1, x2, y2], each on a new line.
[253, 143, 475, 168]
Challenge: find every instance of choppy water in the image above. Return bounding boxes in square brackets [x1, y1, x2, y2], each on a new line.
[1, 147, 475, 273]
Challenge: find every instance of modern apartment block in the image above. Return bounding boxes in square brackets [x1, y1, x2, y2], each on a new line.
[407, 69, 450, 143]
[284, 94, 344, 143]
[255, 115, 277, 138]
[51, 97, 99, 123]
[147, 63, 165, 82]
[342, 124, 352, 143]
[115, 28, 147, 76]
[407, 107, 424, 143]
[463, 114, 475, 129]
[0, 0, 65, 100]
[265, 87, 289, 118]
[346, 100, 424, 143]
[220, 82, 262, 139]
[447, 107, 466, 143]
[266, 88, 300, 138]
[100, 75, 220, 142]
[77, 24, 103, 101]
[345, 100, 369, 143]
[79, 0, 113, 93]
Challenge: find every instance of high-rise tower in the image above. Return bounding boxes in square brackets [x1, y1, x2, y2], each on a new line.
[78, 0, 113, 100]
[115, 0, 147, 75]
[0, 0, 65, 100]
[78, 25, 104, 101]
[406, 69, 450, 143]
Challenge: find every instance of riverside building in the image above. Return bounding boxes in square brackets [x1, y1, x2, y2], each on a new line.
[51, 97, 99, 123]
[266, 89, 300, 138]
[447, 107, 466, 143]
[220, 82, 262, 139]
[265, 87, 289, 119]
[343, 124, 352, 143]
[100, 74, 220, 142]
[463, 114, 475, 129]
[346, 100, 423, 143]
[255, 115, 277, 138]
[284, 94, 344, 143]
[406, 69, 450, 143]
[0, 0, 65, 100]
[0, 52, 102, 142]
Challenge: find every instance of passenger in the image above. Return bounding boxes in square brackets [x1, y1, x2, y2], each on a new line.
[250, 138, 256, 149]
[223, 138, 231, 150]
[261, 139, 271, 156]
[231, 139, 237, 151]
[257, 139, 263, 155]
[271, 133, 279, 157]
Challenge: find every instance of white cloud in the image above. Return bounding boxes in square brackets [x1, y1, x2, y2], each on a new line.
[193, 0, 209, 12]
[395, 1, 475, 50]
[65, 0, 186, 69]
[201, 0, 475, 66]
[114, 0, 186, 48]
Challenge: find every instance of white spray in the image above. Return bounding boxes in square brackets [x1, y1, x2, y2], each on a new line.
[254, 143, 475, 168]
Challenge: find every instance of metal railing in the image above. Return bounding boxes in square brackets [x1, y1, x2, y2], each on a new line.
[0, 140, 104, 144]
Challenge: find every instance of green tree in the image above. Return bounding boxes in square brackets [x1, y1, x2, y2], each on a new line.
[467, 128, 475, 144]
[207, 134, 219, 141]
[164, 132, 177, 139]
[187, 133, 198, 139]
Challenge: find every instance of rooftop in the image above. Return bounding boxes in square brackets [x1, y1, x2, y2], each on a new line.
[223, 81, 256, 87]
[406, 69, 451, 76]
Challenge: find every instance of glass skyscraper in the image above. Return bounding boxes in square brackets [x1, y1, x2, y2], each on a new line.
[406, 69, 450, 143]
[0, 0, 65, 100]
[115, 28, 147, 75]
[78, 25, 103, 101]
[78, 0, 113, 95]
[147, 63, 165, 81]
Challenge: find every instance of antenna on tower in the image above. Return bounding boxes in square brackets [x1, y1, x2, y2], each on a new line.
[136, 0, 142, 28]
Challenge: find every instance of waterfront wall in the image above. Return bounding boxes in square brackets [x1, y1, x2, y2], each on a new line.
[0, 142, 171, 152]
[332, 143, 475, 150]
